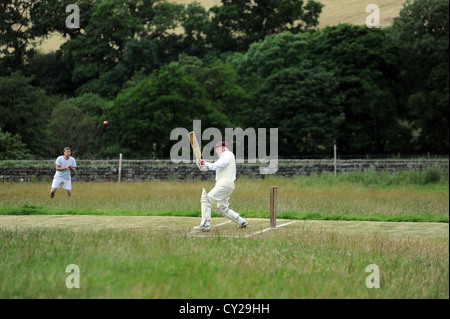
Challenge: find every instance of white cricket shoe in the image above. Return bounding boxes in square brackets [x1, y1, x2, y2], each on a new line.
[193, 224, 211, 232]
[238, 220, 249, 228]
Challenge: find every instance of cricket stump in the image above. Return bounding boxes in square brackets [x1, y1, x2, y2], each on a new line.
[270, 186, 277, 229]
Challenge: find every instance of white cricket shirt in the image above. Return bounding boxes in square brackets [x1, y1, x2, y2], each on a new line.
[54, 156, 77, 180]
[208, 150, 236, 189]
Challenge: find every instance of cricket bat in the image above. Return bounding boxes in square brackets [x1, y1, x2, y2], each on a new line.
[189, 131, 202, 161]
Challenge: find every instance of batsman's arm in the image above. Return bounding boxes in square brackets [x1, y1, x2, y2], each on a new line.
[207, 152, 232, 171]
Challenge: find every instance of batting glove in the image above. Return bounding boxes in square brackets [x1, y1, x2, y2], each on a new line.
[196, 159, 209, 171]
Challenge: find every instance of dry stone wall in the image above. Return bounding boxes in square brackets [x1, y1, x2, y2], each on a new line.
[0, 159, 448, 182]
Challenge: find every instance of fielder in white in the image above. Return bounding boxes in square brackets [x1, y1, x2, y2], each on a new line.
[194, 141, 248, 232]
[50, 147, 76, 198]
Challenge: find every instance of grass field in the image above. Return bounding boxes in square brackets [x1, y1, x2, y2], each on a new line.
[1, 171, 448, 222]
[0, 216, 448, 298]
[0, 171, 448, 299]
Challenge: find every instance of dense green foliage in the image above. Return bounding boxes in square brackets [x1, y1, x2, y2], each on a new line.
[0, 73, 53, 157]
[0, 127, 28, 160]
[0, 0, 448, 159]
[389, 0, 449, 153]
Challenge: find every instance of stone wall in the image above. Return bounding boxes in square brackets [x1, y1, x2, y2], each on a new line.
[0, 159, 448, 182]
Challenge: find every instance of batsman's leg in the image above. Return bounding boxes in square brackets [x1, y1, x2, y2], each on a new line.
[193, 188, 212, 232]
[215, 195, 248, 228]
[200, 188, 212, 226]
[216, 206, 248, 228]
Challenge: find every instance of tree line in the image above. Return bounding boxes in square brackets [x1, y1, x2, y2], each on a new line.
[0, 0, 448, 159]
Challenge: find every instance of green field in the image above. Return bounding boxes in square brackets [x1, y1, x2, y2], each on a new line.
[0, 216, 448, 298]
[1, 170, 448, 222]
[0, 171, 448, 299]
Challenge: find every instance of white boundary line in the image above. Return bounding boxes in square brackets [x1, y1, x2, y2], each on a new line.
[243, 221, 297, 238]
[213, 220, 232, 228]
[188, 220, 231, 235]
[188, 221, 297, 238]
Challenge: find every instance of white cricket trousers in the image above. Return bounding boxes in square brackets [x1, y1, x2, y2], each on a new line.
[200, 185, 242, 225]
[207, 185, 234, 211]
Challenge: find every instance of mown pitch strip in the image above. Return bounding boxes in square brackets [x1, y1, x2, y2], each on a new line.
[188, 220, 297, 238]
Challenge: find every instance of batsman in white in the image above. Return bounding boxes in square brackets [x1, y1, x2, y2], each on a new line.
[194, 141, 248, 232]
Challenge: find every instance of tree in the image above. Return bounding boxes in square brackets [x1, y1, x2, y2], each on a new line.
[254, 66, 344, 155]
[119, 38, 161, 78]
[48, 94, 111, 158]
[234, 28, 404, 155]
[389, 0, 449, 153]
[0, 127, 28, 160]
[60, 0, 143, 87]
[0, 0, 35, 74]
[75, 37, 162, 99]
[179, 2, 211, 57]
[58, 0, 190, 97]
[29, 0, 96, 37]
[22, 51, 74, 96]
[232, 31, 311, 90]
[176, 54, 253, 127]
[0, 0, 95, 74]
[309, 25, 404, 153]
[232, 32, 345, 155]
[0, 73, 53, 157]
[105, 62, 230, 158]
[207, 0, 323, 52]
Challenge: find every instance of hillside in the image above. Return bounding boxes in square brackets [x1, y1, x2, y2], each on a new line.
[174, 0, 405, 28]
[318, 0, 405, 27]
[35, 0, 406, 53]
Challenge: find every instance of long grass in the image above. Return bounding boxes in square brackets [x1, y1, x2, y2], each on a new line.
[1, 170, 448, 299]
[0, 225, 447, 298]
[0, 170, 448, 222]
